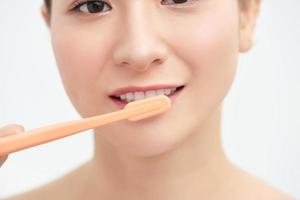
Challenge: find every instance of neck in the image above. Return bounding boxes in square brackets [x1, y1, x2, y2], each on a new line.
[85, 105, 232, 200]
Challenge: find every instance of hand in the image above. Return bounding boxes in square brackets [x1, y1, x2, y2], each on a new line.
[0, 124, 25, 167]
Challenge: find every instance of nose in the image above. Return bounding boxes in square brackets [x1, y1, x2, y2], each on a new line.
[112, 8, 168, 72]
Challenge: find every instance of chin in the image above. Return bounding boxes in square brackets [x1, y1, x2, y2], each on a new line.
[94, 116, 197, 160]
[123, 139, 183, 160]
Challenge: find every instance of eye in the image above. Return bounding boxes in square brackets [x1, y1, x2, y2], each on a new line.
[161, 0, 198, 7]
[71, 0, 111, 14]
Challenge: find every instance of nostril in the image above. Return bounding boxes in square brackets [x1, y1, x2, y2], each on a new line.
[153, 58, 160, 63]
[121, 61, 129, 66]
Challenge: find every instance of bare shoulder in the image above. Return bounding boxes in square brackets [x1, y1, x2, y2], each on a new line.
[239, 178, 294, 200]
[3, 180, 65, 200]
[3, 174, 74, 200]
[3, 162, 90, 200]
[224, 165, 294, 200]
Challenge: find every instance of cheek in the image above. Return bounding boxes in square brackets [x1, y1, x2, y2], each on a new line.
[174, 4, 240, 108]
[51, 24, 113, 117]
[161, 3, 240, 126]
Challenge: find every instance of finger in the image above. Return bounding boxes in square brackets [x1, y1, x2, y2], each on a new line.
[0, 124, 25, 137]
[0, 155, 8, 167]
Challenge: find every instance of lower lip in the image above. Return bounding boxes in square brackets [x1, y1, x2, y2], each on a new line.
[109, 87, 184, 109]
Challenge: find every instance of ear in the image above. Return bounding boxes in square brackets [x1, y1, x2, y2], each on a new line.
[41, 5, 51, 28]
[239, 0, 261, 53]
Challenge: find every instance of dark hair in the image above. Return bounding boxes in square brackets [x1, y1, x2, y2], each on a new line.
[44, 0, 51, 12]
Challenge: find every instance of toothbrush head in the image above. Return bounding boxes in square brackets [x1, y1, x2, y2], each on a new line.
[124, 95, 171, 121]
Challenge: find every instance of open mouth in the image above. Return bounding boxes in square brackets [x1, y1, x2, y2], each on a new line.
[109, 85, 185, 107]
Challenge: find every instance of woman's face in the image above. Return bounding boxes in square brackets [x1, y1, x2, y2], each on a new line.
[45, 0, 256, 157]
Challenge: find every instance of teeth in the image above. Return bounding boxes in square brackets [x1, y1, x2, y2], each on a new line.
[117, 87, 178, 103]
[156, 89, 165, 95]
[120, 94, 126, 101]
[126, 92, 134, 102]
[134, 91, 144, 100]
[164, 89, 171, 95]
[145, 90, 156, 98]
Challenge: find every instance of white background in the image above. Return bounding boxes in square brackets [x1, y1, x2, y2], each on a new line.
[0, 0, 299, 199]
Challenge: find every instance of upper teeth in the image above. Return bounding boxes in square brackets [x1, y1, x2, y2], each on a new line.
[118, 88, 177, 102]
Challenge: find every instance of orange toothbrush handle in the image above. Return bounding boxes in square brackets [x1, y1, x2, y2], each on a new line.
[0, 102, 161, 156]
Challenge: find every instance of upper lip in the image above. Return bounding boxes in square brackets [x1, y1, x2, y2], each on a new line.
[109, 84, 185, 97]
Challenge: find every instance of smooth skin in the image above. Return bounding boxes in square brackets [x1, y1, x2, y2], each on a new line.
[1, 0, 293, 199]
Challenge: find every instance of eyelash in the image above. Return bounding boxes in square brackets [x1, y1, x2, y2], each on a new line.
[70, 0, 110, 14]
[70, 0, 200, 14]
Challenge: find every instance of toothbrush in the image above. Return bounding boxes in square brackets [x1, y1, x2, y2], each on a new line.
[0, 95, 171, 156]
